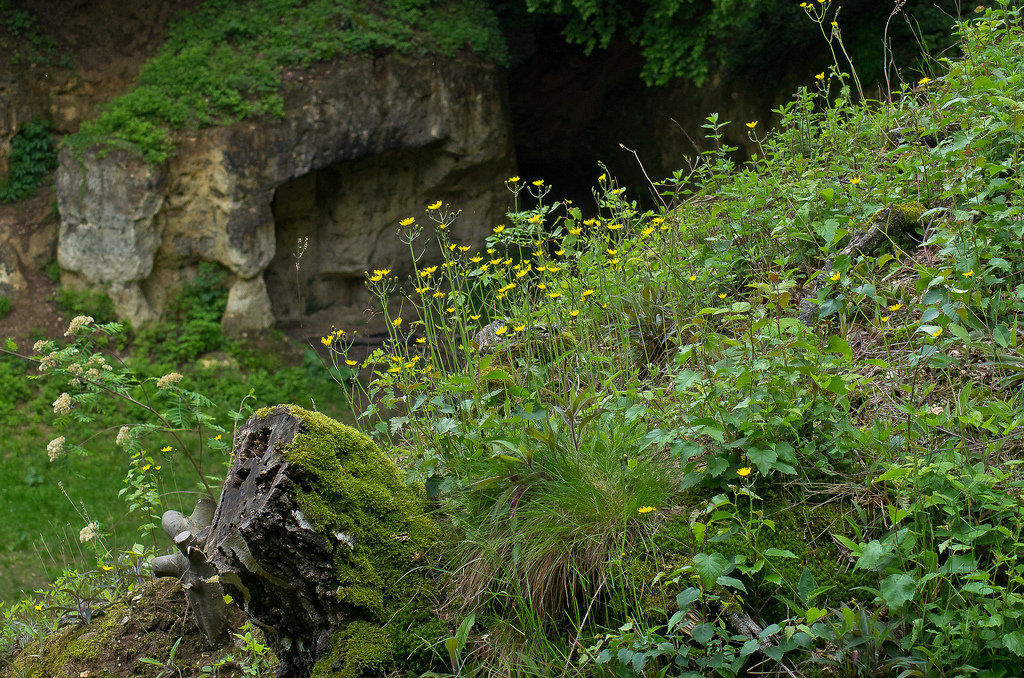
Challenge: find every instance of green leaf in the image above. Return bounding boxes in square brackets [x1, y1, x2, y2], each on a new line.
[948, 323, 970, 343]
[693, 552, 729, 590]
[717, 575, 747, 592]
[826, 335, 853, 360]
[876, 465, 910, 482]
[797, 567, 815, 606]
[676, 587, 701, 610]
[1003, 631, 1024, 656]
[879, 573, 916, 609]
[764, 548, 797, 559]
[747, 446, 778, 475]
[994, 323, 1011, 348]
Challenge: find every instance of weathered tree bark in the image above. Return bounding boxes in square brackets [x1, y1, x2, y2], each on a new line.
[152, 497, 229, 647]
[203, 406, 353, 678]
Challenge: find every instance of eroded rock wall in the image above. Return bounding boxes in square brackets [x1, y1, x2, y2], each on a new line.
[55, 54, 516, 334]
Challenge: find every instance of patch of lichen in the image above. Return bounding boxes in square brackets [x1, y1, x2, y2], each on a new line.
[271, 406, 440, 620]
[311, 621, 393, 678]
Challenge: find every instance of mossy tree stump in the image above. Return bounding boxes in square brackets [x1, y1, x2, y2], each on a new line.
[204, 405, 437, 678]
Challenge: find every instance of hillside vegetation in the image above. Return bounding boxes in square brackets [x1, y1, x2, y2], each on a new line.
[5, 4, 1024, 677]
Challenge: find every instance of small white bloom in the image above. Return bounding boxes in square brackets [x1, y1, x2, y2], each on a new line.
[157, 372, 183, 389]
[79, 522, 98, 543]
[64, 316, 95, 336]
[32, 340, 50, 353]
[53, 392, 72, 416]
[47, 436, 66, 461]
[116, 426, 132, 448]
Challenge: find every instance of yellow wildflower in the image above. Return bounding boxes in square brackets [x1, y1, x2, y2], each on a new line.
[513, 324, 526, 332]
[829, 272, 841, 282]
[532, 180, 544, 186]
[570, 226, 582, 235]
[569, 309, 580, 318]
[161, 446, 172, 452]
[345, 359, 358, 366]
[963, 269, 974, 278]
[392, 318, 403, 327]
[737, 467, 753, 477]
[688, 275, 697, 282]
[718, 293, 727, 299]
[399, 217, 415, 226]
[815, 72, 825, 80]
[889, 303, 902, 311]
[637, 506, 656, 514]
[508, 176, 520, 183]
[428, 200, 442, 210]
[849, 177, 862, 186]
[746, 121, 757, 129]
[494, 326, 508, 335]
[494, 224, 506, 234]
[931, 328, 943, 337]
[918, 76, 931, 85]
[607, 222, 623, 231]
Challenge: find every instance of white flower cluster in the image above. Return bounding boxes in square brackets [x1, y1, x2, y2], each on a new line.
[157, 372, 183, 389]
[79, 522, 99, 543]
[64, 315, 95, 337]
[52, 392, 72, 415]
[116, 426, 133, 448]
[47, 436, 65, 461]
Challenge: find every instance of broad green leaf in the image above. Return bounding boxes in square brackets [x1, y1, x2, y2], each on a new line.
[693, 552, 729, 590]
[676, 587, 701, 610]
[879, 573, 916, 609]
[826, 335, 853, 360]
[717, 575, 747, 592]
[690, 623, 714, 645]
[1003, 631, 1024, 656]
[747, 446, 778, 475]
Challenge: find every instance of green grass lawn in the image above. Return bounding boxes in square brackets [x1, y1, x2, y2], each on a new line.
[0, 343, 350, 602]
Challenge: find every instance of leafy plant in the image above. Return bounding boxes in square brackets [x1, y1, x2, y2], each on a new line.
[0, 119, 57, 203]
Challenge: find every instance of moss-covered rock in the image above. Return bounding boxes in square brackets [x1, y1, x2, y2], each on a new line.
[209, 405, 443, 677]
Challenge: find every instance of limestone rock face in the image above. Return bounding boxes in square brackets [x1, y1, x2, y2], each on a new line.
[55, 54, 516, 334]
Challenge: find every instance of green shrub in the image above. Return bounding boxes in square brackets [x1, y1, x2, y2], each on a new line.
[0, 119, 57, 203]
[134, 262, 229, 364]
[0, 295, 11, 320]
[54, 287, 117, 324]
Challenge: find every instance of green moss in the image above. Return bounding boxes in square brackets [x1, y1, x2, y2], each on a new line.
[269, 406, 439, 620]
[11, 598, 121, 677]
[312, 621, 393, 678]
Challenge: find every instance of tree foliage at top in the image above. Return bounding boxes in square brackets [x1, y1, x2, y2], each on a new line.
[523, 0, 969, 87]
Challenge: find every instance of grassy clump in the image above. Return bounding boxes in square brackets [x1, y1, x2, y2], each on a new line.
[64, 0, 507, 164]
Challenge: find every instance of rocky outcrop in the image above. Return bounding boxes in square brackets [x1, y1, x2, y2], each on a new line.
[55, 54, 516, 334]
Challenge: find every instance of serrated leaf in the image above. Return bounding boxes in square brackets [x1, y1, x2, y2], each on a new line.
[879, 573, 916, 609]
[1003, 631, 1024, 656]
[747, 447, 778, 475]
[693, 552, 730, 590]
